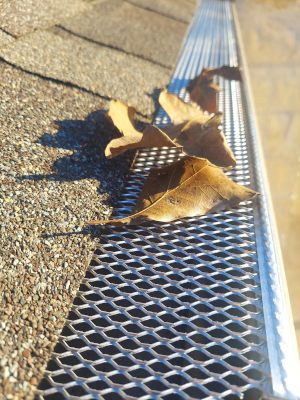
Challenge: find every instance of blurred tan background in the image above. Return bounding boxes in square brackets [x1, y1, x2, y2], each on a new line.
[236, 0, 300, 357]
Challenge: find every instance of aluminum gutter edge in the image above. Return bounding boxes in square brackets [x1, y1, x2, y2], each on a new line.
[231, 3, 300, 399]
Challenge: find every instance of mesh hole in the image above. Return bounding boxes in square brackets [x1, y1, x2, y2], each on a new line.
[67, 311, 80, 321]
[60, 355, 80, 367]
[209, 313, 230, 323]
[208, 328, 228, 339]
[124, 387, 148, 398]
[114, 356, 135, 367]
[60, 326, 74, 338]
[119, 339, 140, 351]
[159, 314, 179, 324]
[43, 393, 65, 400]
[145, 380, 168, 392]
[109, 374, 130, 385]
[191, 318, 213, 329]
[156, 329, 176, 340]
[65, 338, 87, 349]
[38, 379, 52, 390]
[205, 363, 228, 374]
[185, 367, 209, 380]
[78, 307, 98, 317]
[132, 351, 155, 362]
[243, 350, 262, 362]
[204, 381, 228, 393]
[171, 339, 193, 351]
[153, 345, 174, 356]
[71, 322, 92, 333]
[52, 343, 68, 356]
[162, 394, 185, 400]
[188, 350, 210, 362]
[184, 386, 207, 399]
[102, 393, 124, 400]
[113, 299, 133, 308]
[105, 329, 124, 339]
[86, 333, 106, 345]
[165, 374, 189, 386]
[168, 357, 191, 368]
[87, 379, 110, 390]
[128, 368, 151, 379]
[127, 308, 147, 319]
[206, 345, 228, 356]
[174, 324, 194, 334]
[45, 360, 61, 372]
[137, 334, 157, 345]
[99, 345, 120, 356]
[91, 317, 111, 329]
[141, 319, 161, 329]
[93, 362, 116, 374]
[74, 367, 95, 379]
[223, 374, 248, 387]
[149, 362, 172, 374]
[226, 339, 248, 350]
[243, 388, 263, 400]
[109, 313, 129, 323]
[123, 324, 143, 334]
[80, 350, 101, 361]
[243, 369, 262, 381]
[66, 385, 88, 396]
[225, 356, 248, 368]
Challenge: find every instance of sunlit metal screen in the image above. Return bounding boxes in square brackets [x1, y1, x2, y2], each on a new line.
[36, 1, 299, 399]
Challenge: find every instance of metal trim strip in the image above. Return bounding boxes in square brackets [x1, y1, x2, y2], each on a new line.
[231, 3, 300, 399]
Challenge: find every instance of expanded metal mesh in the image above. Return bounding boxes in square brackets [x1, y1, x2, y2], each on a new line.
[36, 1, 274, 399]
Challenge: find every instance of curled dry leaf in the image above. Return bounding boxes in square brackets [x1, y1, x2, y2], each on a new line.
[105, 123, 176, 159]
[105, 100, 139, 136]
[158, 88, 207, 125]
[205, 66, 243, 82]
[169, 115, 236, 168]
[87, 157, 259, 227]
[187, 66, 242, 113]
[105, 99, 236, 168]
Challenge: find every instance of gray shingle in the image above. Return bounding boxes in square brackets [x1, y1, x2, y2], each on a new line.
[0, 28, 170, 116]
[60, 0, 188, 68]
[124, 0, 197, 23]
[0, 29, 15, 48]
[0, 59, 142, 399]
[0, 0, 89, 37]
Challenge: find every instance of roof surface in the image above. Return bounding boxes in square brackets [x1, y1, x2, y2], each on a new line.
[0, 1, 196, 399]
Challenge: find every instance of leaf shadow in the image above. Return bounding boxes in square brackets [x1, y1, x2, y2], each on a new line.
[19, 109, 136, 197]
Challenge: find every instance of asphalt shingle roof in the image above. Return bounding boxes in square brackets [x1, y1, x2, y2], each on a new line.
[0, 29, 15, 47]
[0, 27, 170, 116]
[0, 0, 89, 37]
[0, 1, 195, 398]
[124, 0, 196, 23]
[60, 0, 188, 68]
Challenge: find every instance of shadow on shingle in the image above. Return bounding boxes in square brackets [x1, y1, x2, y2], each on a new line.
[19, 108, 147, 193]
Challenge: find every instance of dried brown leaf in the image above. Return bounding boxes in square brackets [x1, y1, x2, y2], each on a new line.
[105, 124, 179, 159]
[205, 66, 243, 82]
[158, 88, 207, 125]
[105, 99, 236, 168]
[188, 83, 220, 114]
[88, 157, 258, 227]
[105, 99, 140, 136]
[187, 66, 242, 113]
[171, 115, 236, 168]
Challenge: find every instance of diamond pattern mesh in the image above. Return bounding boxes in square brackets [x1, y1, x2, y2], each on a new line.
[37, 1, 272, 399]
